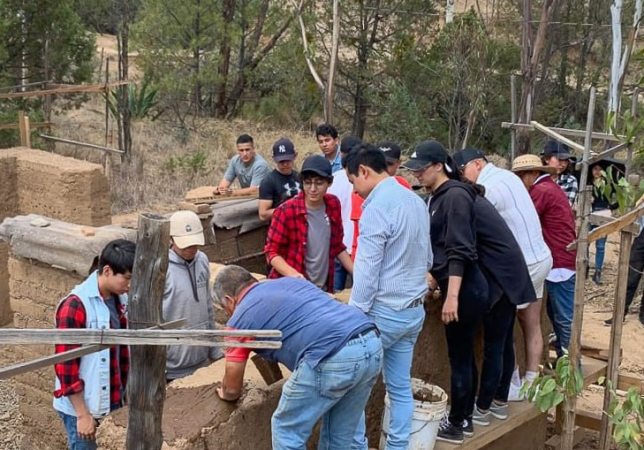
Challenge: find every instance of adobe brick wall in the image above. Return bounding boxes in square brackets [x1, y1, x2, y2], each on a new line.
[0, 147, 111, 331]
[0, 256, 84, 449]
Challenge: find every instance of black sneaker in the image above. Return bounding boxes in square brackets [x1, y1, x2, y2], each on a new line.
[461, 418, 474, 437]
[604, 316, 626, 326]
[437, 417, 464, 444]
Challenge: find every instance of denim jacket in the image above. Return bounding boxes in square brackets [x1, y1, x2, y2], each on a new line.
[53, 271, 126, 418]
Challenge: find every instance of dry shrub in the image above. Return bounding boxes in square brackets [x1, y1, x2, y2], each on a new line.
[49, 96, 323, 214]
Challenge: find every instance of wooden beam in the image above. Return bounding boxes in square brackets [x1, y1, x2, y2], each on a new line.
[38, 134, 125, 154]
[501, 122, 625, 142]
[575, 409, 602, 431]
[510, 75, 517, 163]
[0, 328, 282, 346]
[0, 81, 130, 99]
[579, 142, 630, 169]
[588, 213, 640, 234]
[177, 201, 212, 215]
[530, 120, 585, 153]
[562, 86, 596, 450]
[586, 204, 644, 244]
[0, 319, 186, 380]
[617, 373, 644, 393]
[599, 230, 634, 450]
[0, 121, 52, 131]
[126, 213, 170, 450]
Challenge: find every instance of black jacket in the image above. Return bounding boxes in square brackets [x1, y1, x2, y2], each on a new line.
[429, 180, 535, 307]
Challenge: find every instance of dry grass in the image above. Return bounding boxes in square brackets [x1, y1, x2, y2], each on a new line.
[50, 95, 323, 214]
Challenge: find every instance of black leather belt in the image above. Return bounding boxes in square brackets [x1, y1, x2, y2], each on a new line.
[350, 326, 380, 341]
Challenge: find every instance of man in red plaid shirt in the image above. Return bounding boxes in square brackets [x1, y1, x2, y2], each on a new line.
[53, 239, 135, 449]
[264, 154, 353, 293]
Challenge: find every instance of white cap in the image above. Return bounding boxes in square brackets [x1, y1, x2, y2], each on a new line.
[170, 211, 205, 249]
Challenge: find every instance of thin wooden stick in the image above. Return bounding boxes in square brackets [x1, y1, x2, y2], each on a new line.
[38, 134, 124, 154]
[0, 328, 282, 347]
[501, 122, 625, 142]
[599, 231, 634, 449]
[530, 120, 585, 153]
[0, 81, 129, 99]
[0, 319, 186, 380]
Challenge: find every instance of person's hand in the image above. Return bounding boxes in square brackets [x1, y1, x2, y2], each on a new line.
[287, 272, 305, 279]
[217, 186, 232, 195]
[76, 413, 96, 441]
[441, 295, 459, 324]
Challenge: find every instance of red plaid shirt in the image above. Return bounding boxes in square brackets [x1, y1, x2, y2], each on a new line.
[53, 295, 129, 409]
[264, 192, 346, 292]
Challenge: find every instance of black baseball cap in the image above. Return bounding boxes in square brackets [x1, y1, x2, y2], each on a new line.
[401, 140, 449, 171]
[377, 141, 402, 163]
[453, 148, 487, 170]
[272, 137, 296, 162]
[340, 135, 362, 154]
[301, 154, 333, 180]
[542, 140, 572, 160]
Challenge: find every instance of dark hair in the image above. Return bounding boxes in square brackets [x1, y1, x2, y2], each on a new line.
[315, 123, 338, 139]
[212, 265, 258, 306]
[98, 239, 136, 275]
[236, 134, 254, 145]
[343, 143, 388, 176]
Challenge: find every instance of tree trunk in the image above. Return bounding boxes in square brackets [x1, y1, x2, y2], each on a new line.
[446, 0, 455, 23]
[325, 0, 340, 124]
[192, 2, 202, 115]
[125, 214, 170, 450]
[214, 0, 237, 118]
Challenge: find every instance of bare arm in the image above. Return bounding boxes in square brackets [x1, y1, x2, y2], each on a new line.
[442, 275, 463, 324]
[217, 360, 247, 401]
[337, 250, 353, 274]
[258, 199, 275, 221]
[231, 186, 259, 196]
[217, 179, 232, 194]
[69, 392, 96, 440]
[269, 255, 305, 278]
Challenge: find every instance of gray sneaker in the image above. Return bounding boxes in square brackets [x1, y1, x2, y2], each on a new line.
[489, 401, 508, 420]
[472, 405, 491, 426]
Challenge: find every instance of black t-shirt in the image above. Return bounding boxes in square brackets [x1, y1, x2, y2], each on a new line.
[259, 169, 301, 208]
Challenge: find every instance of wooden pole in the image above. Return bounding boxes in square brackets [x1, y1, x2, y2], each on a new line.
[126, 213, 170, 450]
[510, 74, 517, 165]
[530, 120, 585, 153]
[561, 86, 595, 450]
[18, 111, 27, 146]
[625, 87, 638, 177]
[598, 230, 634, 449]
[38, 134, 124, 154]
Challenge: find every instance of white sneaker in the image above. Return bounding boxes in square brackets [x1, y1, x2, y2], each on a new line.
[507, 382, 525, 402]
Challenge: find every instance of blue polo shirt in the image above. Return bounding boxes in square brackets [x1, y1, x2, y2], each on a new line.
[227, 277, 373, 370]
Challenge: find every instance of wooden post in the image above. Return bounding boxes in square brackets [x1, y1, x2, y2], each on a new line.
[561, 86, 595, 450]
[598, 230, 634, 450]
[625, 87, 638, 177]
[18, 111, 30, 147]
[510, 74, 517, 166]
[126, 213, 170, 450]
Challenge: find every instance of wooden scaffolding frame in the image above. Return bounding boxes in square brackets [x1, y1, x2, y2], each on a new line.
[503, 84, 643, 450]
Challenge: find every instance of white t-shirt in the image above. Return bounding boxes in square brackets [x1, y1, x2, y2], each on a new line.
[327, 169, 354, 253]
[477, 163, 552, 265]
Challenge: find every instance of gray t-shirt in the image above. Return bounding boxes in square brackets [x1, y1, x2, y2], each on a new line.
[223, 154, 272, 188]
[305, 205, 330, 289]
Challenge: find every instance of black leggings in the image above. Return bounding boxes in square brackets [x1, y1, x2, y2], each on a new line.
[438, 265, 489, 425]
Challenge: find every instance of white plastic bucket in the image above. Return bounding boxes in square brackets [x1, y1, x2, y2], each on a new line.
[379, 378, 447, 450]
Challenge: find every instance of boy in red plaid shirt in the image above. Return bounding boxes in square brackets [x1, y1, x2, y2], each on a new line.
[264, 154, 353, 292]
[53, 239, 135, 449]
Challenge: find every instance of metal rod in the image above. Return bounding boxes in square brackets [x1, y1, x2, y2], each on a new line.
[38, 134, 124, 154]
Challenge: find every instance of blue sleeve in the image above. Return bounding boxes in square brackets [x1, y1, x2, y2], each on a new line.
[250, 160, 272, 187]
[223, 157, 237, 182]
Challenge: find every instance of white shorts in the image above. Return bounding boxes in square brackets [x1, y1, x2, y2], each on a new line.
[517, 254, 554, 310]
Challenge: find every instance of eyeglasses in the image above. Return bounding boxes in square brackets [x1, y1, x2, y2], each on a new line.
[303, 179, 328, 189]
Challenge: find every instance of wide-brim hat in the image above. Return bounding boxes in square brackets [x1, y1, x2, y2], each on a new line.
[511, 154, 557, 175]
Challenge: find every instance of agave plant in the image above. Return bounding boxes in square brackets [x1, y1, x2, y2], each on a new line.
[106, 79, 160, 121]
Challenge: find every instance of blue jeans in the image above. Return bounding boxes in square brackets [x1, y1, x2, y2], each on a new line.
[546, 275, 576, 357]
[271, 330, 382, 450]
[334, 259, 349, 291]
[57, 411, 98, 450]
[595, 237, 607, 271]
[353, 303, 426, 450]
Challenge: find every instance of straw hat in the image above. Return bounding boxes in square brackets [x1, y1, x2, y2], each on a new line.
[511, 154, 556, 175]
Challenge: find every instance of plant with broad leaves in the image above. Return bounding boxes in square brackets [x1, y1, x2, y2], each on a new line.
[598, 376, 643, 450]
[598, 166, 644, 216]
[521, 354, 584, 412]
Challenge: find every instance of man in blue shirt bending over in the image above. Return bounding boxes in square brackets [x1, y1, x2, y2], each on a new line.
[344, 143, 432, 450]
[214, 265, 383, 450]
